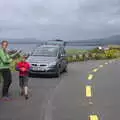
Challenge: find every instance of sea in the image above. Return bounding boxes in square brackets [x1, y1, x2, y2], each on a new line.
[8, 43, 97, 53]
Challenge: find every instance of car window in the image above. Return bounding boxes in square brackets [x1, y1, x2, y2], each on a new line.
[32, 47, 58, 57]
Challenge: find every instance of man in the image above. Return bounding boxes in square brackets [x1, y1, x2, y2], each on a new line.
[0, 40, 20, 99]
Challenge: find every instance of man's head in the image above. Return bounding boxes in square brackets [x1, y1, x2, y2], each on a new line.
[1, 40, 8, 49]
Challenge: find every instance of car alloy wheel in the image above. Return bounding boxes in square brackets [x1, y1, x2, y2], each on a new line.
[55, 68, 60, 77]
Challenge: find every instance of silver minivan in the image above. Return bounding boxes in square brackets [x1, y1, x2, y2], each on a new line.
[27, 45, 68, 77]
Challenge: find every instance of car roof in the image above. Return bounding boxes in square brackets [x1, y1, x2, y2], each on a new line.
[40, 45, 60, 48]
[46, 40, 65, 46]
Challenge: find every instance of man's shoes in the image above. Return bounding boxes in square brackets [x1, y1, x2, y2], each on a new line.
[1, 96, 12, 101]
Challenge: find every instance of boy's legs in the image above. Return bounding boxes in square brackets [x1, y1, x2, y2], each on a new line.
[19, 76, 24, 95]
[23, 76, 29, 99]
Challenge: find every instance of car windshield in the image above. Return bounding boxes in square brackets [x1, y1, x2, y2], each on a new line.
[32, 47, 58, 57]
[47, 41, 64, 46]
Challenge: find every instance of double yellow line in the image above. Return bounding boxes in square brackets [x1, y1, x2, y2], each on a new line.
[86, 62, 110, 120]
[86, 85, 92, 97]
[99, 65, 103, 68]
[92, 68, 98, 73]
[88, 74, 94, 80]
[89, 115, 99, 120]
[86, 74, 94, 97]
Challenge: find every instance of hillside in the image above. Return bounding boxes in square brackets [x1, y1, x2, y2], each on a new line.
[67, 35, 120, 46]
[0, 35, 120, 45]
[100, 35, 120, 45]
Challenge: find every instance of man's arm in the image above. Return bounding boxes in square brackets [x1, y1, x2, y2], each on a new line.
[0, 49, 12, 64]
[10, 50, 21, 58]
[6, 54, 13, 63]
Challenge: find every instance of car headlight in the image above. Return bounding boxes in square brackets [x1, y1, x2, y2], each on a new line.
[48, 62, 57, 67]
[26, 58, 32, 62]
[26, 59, 29, 62]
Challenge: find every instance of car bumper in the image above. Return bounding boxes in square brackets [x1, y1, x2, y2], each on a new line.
[29, 68, 57, 75]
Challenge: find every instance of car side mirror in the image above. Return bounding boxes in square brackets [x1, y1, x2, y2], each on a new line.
[28, 52, 33, 56]
[58, 54, 61, 59]
[61, 54, 65, 57]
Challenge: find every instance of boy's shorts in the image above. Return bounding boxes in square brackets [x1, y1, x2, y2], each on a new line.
[19, 76, 29, 88]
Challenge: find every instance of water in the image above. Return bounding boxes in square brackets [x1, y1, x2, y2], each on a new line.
[8, 44, 97, 53]
[9, 44, 37, 53]
[66, 46, 97, 50]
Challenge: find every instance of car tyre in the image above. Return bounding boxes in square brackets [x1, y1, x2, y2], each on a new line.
[55, 68, 60, 77]
[29, 73, 33, 77]
[63, 66, 68, 73]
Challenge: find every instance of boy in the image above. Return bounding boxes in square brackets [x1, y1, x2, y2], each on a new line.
[16, 55, 31, 100]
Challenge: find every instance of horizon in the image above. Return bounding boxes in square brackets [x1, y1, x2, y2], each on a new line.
[0, 34, 120, 42]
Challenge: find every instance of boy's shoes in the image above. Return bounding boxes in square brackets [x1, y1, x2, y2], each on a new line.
[25, 94, 29, 100]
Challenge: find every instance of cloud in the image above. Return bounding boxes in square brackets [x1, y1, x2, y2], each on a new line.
[0, 0, 120, 40]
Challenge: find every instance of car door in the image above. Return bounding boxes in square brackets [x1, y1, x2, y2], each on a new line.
[62, 48, 67, 69]
[57, 48, 63, 72]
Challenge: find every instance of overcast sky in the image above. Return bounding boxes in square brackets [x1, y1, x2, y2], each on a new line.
[0, 0, 120, 40]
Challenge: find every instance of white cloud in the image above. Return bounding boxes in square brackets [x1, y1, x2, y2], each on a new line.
[0, 0, 120, 40]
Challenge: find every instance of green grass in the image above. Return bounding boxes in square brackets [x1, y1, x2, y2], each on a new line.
[66, 49, 88, 55]
[66, 47, 120, 62]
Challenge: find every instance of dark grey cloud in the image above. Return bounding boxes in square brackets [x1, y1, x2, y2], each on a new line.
[0, 0, 120, 40]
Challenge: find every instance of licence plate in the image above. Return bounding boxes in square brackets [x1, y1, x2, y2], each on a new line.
[33, 67, 45, 71]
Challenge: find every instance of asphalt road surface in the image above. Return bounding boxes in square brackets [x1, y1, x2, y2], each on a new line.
[0, 60, 119, 120]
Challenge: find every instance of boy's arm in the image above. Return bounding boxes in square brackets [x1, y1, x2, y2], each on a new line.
[16, 63, 20, 71]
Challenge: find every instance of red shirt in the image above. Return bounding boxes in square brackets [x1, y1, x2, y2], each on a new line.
[16, 61, 31, 76]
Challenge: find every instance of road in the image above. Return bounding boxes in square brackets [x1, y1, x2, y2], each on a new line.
[0, 60, 119, 120]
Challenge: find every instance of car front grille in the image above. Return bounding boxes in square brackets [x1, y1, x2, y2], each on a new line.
[31, 63, 47, 67]
[40, 64, 47, 66]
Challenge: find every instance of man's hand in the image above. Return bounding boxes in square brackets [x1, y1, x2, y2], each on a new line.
[10, 49, 22, 58]
[17, 50, 22, 53]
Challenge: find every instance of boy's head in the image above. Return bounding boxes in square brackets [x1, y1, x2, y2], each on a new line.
[22, 56, 27, 61]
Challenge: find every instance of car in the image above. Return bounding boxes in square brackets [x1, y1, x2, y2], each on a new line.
[27, 45, 68, 77]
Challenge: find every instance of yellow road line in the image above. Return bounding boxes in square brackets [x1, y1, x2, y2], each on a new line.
[92, 68, 98, 72]
[89, 115, 99, 120]
[88, 74, 94, 80]
[105, 62, 108, 65]
[86, 85, 92, 97]
[99, 65, 103, 68]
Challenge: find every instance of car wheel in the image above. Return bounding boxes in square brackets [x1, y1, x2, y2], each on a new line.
[29, 73, 33, 77]
[63, 66, 68, 72]
[55, 68, 60, 77]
